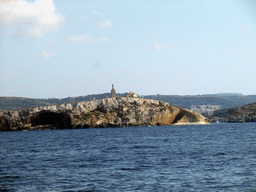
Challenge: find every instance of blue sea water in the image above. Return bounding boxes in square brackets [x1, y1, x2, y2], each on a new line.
[1, 123, 256, 191]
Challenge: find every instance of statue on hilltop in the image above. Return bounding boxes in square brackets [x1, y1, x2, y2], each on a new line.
[111, 84, 116, 98]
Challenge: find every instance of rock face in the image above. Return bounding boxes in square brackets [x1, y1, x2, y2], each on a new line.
[0, 93, 210, 131]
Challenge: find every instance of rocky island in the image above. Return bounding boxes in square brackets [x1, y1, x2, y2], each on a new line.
[0, 92, 210, 131]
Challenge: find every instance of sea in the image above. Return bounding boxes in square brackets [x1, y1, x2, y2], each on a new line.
[1, 123, 256, 191]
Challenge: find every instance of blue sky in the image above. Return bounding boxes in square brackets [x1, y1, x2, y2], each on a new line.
[1, 0, 256, 98]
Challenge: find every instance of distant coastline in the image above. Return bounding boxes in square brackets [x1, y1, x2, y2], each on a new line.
[1, 92, 256, 113]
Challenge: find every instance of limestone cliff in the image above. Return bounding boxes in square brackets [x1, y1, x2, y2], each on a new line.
[0, 92, 210, 131]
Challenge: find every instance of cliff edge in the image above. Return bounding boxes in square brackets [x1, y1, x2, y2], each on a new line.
[0, 92, 210, 131]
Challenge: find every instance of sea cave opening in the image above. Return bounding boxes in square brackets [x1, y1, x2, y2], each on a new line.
[31, 110, 72, 129]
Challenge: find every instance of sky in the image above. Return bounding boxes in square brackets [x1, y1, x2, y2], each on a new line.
[1, 0, 256, 98]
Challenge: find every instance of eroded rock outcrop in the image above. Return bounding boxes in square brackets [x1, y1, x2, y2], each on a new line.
[0, 92, 210, 131]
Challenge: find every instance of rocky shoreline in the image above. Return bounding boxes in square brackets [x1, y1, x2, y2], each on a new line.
[0, 92, 210, 131]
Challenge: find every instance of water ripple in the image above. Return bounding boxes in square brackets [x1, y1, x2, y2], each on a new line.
[1, 123, 256, 191]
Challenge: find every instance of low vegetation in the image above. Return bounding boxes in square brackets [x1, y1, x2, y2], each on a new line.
[81, 111, 105, 120]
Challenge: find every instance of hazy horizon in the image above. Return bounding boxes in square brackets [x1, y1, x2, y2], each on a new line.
[0, 91, 249, 100]
[1, 0, 256, 98]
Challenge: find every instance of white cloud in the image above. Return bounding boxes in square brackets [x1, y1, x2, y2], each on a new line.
[68, 35, 94, 43]
[46, 38, 55, 45]
[97, 37, 109, 42]
[38, 50, 55, 59]
[100, 20, 113, 28]
[0, 0, 63, 38]
[68, 35, 109, 43]
[92, 11, 104, 16]
[155, 43, 165, 50]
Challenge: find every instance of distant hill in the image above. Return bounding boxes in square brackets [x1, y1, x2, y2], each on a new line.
[206, 102, 256, 122]
[143, 94, 256, 109]
[0, 93, 128, 111]
[1, 93, 256, 112]
[0, 97, 52, 111]
[202, 93, 244, 97]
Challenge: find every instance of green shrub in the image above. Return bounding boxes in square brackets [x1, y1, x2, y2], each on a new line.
[81, 111, 104, 120]
[158, 102, 164, 107]
[61, 109, 71, 114]
[82, 113, 91, 120]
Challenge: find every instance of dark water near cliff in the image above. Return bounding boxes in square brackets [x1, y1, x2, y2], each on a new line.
[1, 123, 256, 191]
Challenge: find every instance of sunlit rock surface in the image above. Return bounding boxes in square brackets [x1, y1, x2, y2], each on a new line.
[0, 93, 210, 131]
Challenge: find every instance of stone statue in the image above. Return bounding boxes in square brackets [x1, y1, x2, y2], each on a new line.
[111, 84, 116, 98]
